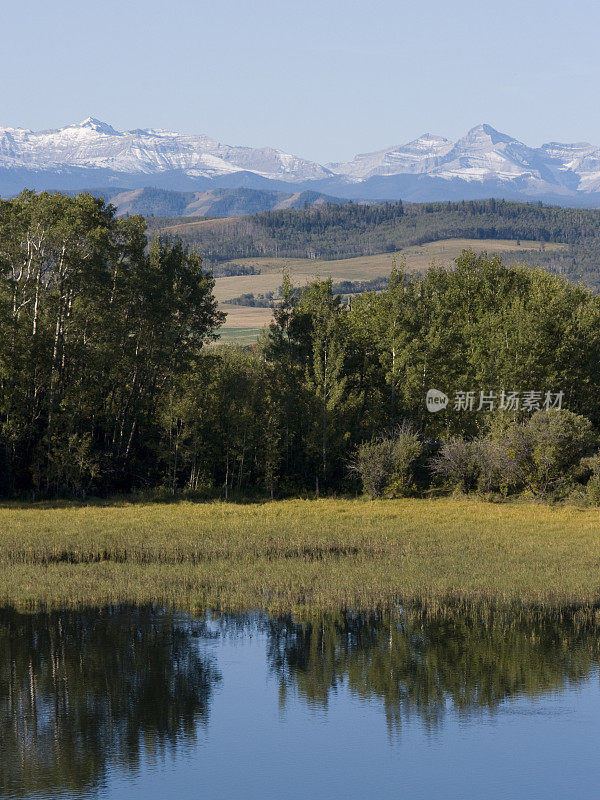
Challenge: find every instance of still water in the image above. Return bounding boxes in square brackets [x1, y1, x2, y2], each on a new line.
[1, 605, 599, 800]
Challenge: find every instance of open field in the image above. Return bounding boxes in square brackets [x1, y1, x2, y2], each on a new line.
[215, 306, 272, 344]
[216, 239, 565, 339]
[217, 326, 265, 344]
[216, 305, 273, 328]
[1, 497, 599, 613]
[215, 238, 565, 298]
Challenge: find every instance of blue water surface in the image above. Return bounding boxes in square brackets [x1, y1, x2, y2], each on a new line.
[1, 606, 598, 800]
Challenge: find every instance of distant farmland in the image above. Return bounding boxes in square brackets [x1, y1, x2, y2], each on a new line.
[215, 238, 565, 341]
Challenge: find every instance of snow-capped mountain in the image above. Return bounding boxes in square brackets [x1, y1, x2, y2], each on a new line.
[328, 123, 600, 201]
[0, 117, 332, 182]
[429, 124, 550, 183]
[327, 133, 453, 179]
[3, 118, 600, 206]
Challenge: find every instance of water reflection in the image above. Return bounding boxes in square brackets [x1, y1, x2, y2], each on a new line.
[0, 604, 599, 798]
[0, 606, 220, 799]
[265, 606, 600, 731]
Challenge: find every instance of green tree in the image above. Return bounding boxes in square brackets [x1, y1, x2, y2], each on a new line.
[0, 191, 223, 496]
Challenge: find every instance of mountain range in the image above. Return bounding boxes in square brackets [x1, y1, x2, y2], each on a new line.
[3, 118, 600, 213]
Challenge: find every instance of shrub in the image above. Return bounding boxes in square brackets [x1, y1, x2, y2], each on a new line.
[386, 423, 423, 497]
[430, 439, 484, 494]
[350, 438, 397, 498]
[581, 453, 600, 504]
[350, 423, 422, 499]
[586, 474, 600, 505]
[473, 438, 517, 494]
[503, 410, 596, 498]
[430, 436, 520, 496]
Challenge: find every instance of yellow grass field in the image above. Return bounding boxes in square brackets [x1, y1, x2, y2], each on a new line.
[211, 306, 272, 345]
[1, 497, 599, 613]
[216, 239, 565, 339]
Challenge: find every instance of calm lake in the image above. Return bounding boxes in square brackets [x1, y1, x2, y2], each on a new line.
[2, 604, 600, 800]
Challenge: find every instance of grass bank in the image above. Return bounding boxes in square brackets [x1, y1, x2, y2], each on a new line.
[1, 498, 599, 612]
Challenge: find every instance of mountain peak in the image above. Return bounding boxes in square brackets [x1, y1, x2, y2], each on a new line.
[480, 123, 501, 135]
[461, 124, 515, 146]
[76, 117, 120, 135]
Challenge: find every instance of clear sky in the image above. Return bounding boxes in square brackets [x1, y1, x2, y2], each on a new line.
[2, 0, 598, 163]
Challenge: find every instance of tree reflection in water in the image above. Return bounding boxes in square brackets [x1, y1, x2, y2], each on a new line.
[1, 603, 599, 798]
[0, 606, 220, 799]
[265, 606, 600, 733]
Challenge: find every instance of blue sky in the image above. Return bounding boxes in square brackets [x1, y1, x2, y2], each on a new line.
[2, 0, 598, 162]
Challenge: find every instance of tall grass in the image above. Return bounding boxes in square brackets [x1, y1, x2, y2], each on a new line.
[1, 498, 599, 612]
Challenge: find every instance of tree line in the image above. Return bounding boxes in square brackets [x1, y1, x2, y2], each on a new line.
[166, 252, 600, 501]
[3, 191, 600, 500]
[224, 277, 391, 307]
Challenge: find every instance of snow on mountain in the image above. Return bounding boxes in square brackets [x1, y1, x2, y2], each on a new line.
[431, 124, 543, 182]
[328, 134, 453, 179]
[3, 119, 600, 201]
[538, 140, 600, 193]
[0, 118, 332, 181]
[330, 124, 600, 196]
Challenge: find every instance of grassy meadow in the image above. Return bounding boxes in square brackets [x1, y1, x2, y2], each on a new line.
[1, 497, 599, 613]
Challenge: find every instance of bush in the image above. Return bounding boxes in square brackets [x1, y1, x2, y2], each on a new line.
[503, 410, 596, 498]
[352, 411, 597, 502]
[581, 453, 600, 504]
[473, 438, 517, 494]
[350, 423, 422, 499]
[350, 438, 396, 498]
[386, 423, 423, 497]
[429, 439, 501, 494]
[431, 411, 596, 499]
[586, 474, 600, 504]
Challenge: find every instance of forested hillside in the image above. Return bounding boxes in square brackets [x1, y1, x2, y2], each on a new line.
[149, 199, 600, 287]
